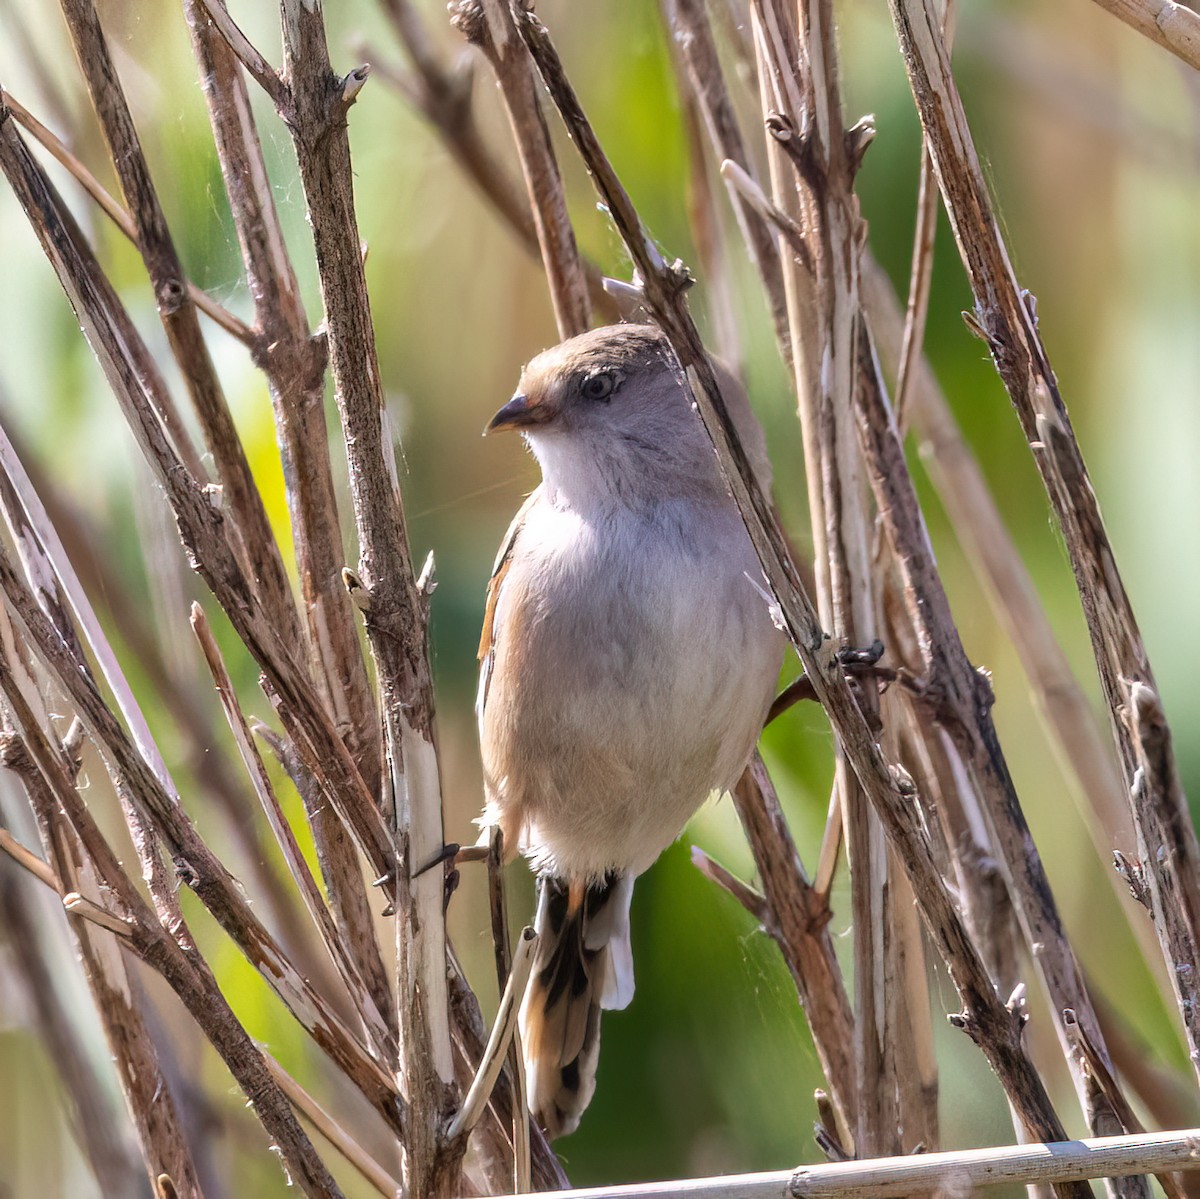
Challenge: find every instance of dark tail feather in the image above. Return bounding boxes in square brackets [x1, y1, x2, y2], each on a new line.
[520, 873, 634, 1139]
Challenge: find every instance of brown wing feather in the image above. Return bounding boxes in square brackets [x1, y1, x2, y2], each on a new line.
[478, 484, 543, 711]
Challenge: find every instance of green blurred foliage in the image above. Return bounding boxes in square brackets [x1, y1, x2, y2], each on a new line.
[0, 0, 1198, 1195]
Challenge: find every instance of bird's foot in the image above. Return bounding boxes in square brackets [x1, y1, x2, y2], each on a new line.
[767, 638, 890, 724]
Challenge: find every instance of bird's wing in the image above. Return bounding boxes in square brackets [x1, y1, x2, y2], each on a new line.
[477, 484, 543, 720]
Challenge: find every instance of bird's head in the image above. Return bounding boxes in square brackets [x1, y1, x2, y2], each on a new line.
[485, 324, 678, 441]
[485, 324, 770, 511]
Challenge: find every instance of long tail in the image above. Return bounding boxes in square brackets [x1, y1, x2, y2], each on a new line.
[519, 872, 634, 1139]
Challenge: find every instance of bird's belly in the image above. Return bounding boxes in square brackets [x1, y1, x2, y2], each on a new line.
[483, 519, 783, 881]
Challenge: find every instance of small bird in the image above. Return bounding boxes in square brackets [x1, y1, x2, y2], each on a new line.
[477, 324, 785, 1138]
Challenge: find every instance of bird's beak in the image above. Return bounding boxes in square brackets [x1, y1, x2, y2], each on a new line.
[484, 392, 553, 434]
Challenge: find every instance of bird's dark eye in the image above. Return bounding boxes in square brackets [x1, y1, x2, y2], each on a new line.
[581, 371, 616, 402]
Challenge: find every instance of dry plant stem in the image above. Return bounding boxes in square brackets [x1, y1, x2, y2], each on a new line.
[448, 927, 538, 1142]
[854, 325, 1145, 1190]
[748, 0, 916, 1155]
[193, 0, 288, 106]
[0, 223, 399, 1121]
[0, 797, 151, 1198]
[665, 0, 790, 362]
[488, 1128, 1200, 1199]
[3, 436, 338, 997]
[0, 406, 218, 1135]
[0, 528, 401, 1119]
[0, 96, 399, 1018]
[1, 90, 253, 349]
[277, 2, 457, 1194]
[0, 471, 213, 1189]
[450, 0, 590, 339]
[731, 754, 857, 1140]
[0, 825, 59, 888]
[57, 0, 301, 644]
[860, 259, 1139, 857]
[191, 606, 396, 1061]
[664, 0, 867, 1141]
[892, 0, 956, 430]
[1085, 0, 1200, 70]
[862, 255, 1171, 1022]
[183, 0, 394, 1041]
[264, 1057, 404, 1198]
[888, 0, 1200, 1076]
[0, 225, 390, 1106]
[512, 10, 1085, 1186]
[0, 683, 344, 1199]
[864, 255, 1180, 1070]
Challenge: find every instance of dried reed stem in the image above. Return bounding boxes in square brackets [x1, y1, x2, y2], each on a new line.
[888, 0, 1200, 1078]
[486, 1127, 1200, 1199]
[1085, 0, 1200, 70]
[277, 2, 458, 1191]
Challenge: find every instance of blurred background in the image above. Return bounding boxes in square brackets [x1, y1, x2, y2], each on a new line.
[0, 0, 1198, 1194]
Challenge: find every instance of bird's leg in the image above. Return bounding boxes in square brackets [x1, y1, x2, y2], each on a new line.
[413, 830, 492, 878]
[768, 638, 898, 724]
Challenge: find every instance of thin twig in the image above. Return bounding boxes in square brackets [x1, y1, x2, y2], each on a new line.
[264, 1057, 404, 1198]
[447, 927, 538, 1142]
[2, 90, 254, 350]
[692, 846, 771, 927]
[449, 0, 591, 338]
